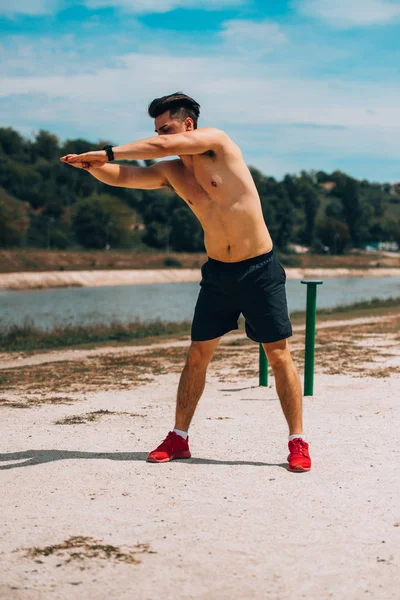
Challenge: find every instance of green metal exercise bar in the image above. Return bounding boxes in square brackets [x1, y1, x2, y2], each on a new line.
[259, 344, 268, 387]
[301, 279, 323, 396]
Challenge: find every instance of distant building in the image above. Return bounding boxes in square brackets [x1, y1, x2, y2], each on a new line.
[288, 244, 309, 254]
[363, 241, 399, 252]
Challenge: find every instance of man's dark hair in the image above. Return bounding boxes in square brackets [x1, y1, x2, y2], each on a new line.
[148, 92, 200, 129]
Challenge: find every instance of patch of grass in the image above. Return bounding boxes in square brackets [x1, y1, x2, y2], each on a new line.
[0, 317, 191, 353]
[276, 252, 302, 267]
[1, 248, 399, 273]
[0, 348, 187, 393]
[224, 338, 253, 347]
[55, 410, 146, 425]
[0, 396, 77, 408]
[163, 256, 182, 268]
[0, 398, 29, 408]
[317, 296, 400, 315]
[290, 296, 400, 325]
[21, 536, 155, 566]
[0, 249, 207, 273]
[206, 416, 232, 420]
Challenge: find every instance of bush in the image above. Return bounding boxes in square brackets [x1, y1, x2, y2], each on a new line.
[0, 187, 30, 247]
[73, 193, 135, 249]
[163, 257, 182, 268]
[275, 252, 301, 267]
[316, 217, 351, 254]
[0, 317, 191, 352]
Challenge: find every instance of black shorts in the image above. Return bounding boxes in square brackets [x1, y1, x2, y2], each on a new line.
[191, 249, 292, 343]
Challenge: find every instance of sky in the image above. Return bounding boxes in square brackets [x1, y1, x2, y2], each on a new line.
[1, 0, 399, 182]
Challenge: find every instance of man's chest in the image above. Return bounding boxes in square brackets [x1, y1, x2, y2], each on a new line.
[167, 156, 225, 209]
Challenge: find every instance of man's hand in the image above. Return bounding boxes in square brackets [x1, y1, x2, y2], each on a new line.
[60, 151, 108, 169]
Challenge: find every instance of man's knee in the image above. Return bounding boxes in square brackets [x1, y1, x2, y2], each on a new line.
[263, 339, 292, 370]
[186, 339, 219, 369]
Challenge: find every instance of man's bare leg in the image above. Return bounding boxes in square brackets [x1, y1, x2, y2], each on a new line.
[262, 338, 303, 435]
[174, 338, 220, 432]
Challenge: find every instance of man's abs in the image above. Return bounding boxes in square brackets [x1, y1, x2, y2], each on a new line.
[163, 152, 273, 262]
[202, 199, 273, 262]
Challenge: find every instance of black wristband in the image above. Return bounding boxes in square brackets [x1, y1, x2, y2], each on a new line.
[102, 145, 115, 162]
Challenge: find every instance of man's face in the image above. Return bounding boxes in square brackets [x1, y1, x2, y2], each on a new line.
[154, 111, 192, 135]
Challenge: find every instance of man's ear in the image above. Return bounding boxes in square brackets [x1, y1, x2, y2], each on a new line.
[185, 118, 193, 131]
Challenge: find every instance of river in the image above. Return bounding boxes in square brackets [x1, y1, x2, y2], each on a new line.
[0, 277, 399, 331]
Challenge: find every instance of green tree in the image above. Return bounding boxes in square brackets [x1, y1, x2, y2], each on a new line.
[60, 138, 97, 156]
[0, 127, 26, 158]
[296, 172, 320, 246]
[316, 217, 350, 255]
[142, 221, 171, 249]
[0, 187, 30, 247]
[385, 219, 400, 247]
[363, 186, 386, 218]
[170, 206, 204, 251]
[31, 130, 60, 162]
[329, 173, 363, 246]
[73, 193, 134, 249]
[141, 189, 182, 249]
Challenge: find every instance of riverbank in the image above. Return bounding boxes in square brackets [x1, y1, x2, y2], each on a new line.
[1, 266, 400, 290]
[1, 248, 399, 274]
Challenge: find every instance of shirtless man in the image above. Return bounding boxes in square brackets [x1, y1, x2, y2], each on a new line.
[60, 92, 311, 472]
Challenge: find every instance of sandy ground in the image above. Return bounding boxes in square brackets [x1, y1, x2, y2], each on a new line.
[2, 267, 400, 290]
[1, 316, 400, 599]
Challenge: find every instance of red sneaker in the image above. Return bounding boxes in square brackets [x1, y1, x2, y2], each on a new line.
[147, 431, 191, 463]
[288, 438, 311, 472]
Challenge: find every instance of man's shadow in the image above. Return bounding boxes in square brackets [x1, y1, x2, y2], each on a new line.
[0, 450, 287, 470]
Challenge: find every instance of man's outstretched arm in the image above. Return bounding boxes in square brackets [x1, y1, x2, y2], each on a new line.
[61, 128, 228, 166]
[60, 156, 169, 190]
[114, 127, 227, 159]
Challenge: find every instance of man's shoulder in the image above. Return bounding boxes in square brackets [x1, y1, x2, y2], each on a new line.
[196, 126, 229, 140]
[196, 127, 242, 155]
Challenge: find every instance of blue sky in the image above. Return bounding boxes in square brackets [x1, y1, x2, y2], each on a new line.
[1, 0, 399, 182]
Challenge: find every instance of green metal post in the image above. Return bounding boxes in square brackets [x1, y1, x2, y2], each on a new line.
[301, 280, 323, 396]
[259, 344, 268, 387]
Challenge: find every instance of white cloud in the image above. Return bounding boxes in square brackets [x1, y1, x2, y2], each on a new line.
[83, 0, 246, 14]
[0, 0, 65, 16]
[1, 51, 400, 131]
[1, 13, 400, 180]
[220, 19, 288, 57]
[295, 0, 400, 28]
[0, 35, 122, 77]
[0, 0, 245, 16]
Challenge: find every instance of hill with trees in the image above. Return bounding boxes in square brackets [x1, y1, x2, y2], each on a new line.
[1, 127, 399, 254]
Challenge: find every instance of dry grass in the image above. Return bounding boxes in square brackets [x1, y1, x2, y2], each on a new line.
[0, 395, 78, 408]
[0, 249, 207, 273]
[20, 536, 155, 567]
[0, 310, 399, 398]
[1, 248, 399, 273]
[54, 409, 146, 425]
[0, 351, 184, 395]
[293, 313, 400, 378]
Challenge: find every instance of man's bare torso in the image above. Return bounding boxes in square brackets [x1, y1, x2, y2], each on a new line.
[160, 138, 273, 262]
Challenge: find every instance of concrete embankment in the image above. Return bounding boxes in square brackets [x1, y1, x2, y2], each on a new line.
[1, 267, 400, 291]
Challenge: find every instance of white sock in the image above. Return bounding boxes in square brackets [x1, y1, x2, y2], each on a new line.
[173, 428, 188, 440]
[288, 434, 305, 441]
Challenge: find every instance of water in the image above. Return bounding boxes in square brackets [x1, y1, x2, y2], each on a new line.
[0, 277, 399, 331]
